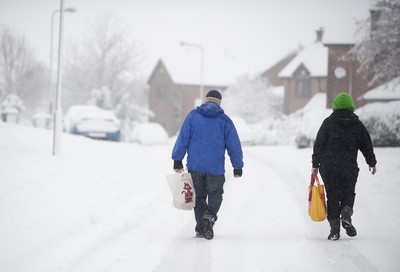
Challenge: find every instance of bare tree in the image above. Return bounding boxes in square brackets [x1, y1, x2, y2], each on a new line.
[64, 14, 141, 109]
[0, 24, 47, 114]
[352, 0, 400, 85]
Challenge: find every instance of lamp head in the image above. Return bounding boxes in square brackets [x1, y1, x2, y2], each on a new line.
[64, 7, 77, 13]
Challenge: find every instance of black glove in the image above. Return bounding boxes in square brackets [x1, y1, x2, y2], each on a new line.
[234, 169, 242, 177]
[173, 160, 183, 170]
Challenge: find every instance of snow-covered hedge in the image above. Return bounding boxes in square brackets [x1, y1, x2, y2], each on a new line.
[252, 99, 400, 147]
[356, 101, 400, 147]
[252, 93, 331, 147]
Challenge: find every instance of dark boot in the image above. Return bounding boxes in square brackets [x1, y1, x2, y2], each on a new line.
[328, 219, 340, 240]
[202, 214, 215, 240]
[341, 206, 357, 237]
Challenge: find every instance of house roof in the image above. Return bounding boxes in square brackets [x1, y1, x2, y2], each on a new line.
[150, 47, 246, 86]
[278, 42, 328, 78]
[147, 58, 228, 88]
[361, 77, 400, 101]
[147, 59, 171, 84]
[261, 46, 302, 77]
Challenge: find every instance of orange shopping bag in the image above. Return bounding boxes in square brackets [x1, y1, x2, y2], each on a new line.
[308, 174, 327, 222]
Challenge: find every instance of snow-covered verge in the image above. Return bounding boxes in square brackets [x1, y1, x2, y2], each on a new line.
[356, 101, 400, 147]
[0, 122, 399, 272]
[252, 95, 400, 147]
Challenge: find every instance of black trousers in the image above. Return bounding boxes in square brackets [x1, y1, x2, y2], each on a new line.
[319, 165, 359, 221]
[189, 170, 225, 234]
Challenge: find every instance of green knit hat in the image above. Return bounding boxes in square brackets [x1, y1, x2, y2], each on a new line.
[332, 92, 355, 112]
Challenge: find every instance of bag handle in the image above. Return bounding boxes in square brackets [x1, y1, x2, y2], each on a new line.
[309, 174, 320, 186]
[308, 174, 320, 201]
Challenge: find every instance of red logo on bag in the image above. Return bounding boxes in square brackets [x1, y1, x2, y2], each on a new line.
[182, 182, 193, 203]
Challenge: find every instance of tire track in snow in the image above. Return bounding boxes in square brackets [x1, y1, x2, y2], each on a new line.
[154, 146, 313, 271]
[153, 222, 213, 272]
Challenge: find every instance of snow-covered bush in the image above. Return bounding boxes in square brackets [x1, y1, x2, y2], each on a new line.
[252, 115, 297, 146]
[356, 101, 400, 147]
[1, 94, 25, 123]
[223, 75, 282, 124]
[1, 94, 25, 113]
[252, 93, 331, 147]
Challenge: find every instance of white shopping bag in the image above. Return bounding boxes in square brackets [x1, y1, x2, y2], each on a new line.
[166, 172, 196, 210]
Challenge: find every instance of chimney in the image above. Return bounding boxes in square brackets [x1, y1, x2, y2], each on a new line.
[370, 8, 382, 32]
[315, 27, 324, 43]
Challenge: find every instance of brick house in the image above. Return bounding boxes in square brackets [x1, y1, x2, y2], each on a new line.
[261, 47, 301, 87]
[323, 4, 400, 111]
[324, 43, 374, 110]
[147, 59, 226, 136]
[323, 6, 389, 110]
[278, 29, 328, 114]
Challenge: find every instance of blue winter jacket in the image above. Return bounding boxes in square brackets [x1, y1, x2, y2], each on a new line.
[172, 102, 244, 175]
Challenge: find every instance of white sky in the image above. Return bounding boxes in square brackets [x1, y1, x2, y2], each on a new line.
[0, 0, 376, 85]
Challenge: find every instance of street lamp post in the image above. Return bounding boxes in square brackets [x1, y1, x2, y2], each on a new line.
[180, 42, 204, 104]
[49, 6, 76, 114]
[52, 0, 68, 156]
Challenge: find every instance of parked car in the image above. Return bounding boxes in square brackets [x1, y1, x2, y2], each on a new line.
[130, 123, 168, 145]
[64, 105, 121, 141]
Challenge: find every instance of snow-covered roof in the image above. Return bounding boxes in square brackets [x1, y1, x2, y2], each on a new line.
[279, 42, 328, 78]
[361, 77, 400, 101]
[156, 48, 245, 86]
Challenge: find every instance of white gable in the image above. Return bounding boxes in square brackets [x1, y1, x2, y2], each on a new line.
[279, 42, 328, 78]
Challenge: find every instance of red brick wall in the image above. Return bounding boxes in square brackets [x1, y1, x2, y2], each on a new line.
[283, 70, 327, 115]
[326, 44, 374, 110]
[148, 62, 178, 136]
[148, 61, 227, 136]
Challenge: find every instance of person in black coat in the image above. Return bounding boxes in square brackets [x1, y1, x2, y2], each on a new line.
[311, 92, 377, 240]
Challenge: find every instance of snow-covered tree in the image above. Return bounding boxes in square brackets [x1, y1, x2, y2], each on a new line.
[114, 79, 153, 141]
[0, 24, 47, 113]
[223, 74, 282, 124]
[87, 86, 112, 109]
[352, 0, 400, 85]
[64, 14, 142, 109]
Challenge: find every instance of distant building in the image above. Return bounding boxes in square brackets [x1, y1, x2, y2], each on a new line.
[323, 7, 389, 110]
[260, 46, 302, 113]
[323, 43, 373, 110]
[261, 47, 301, 87]
[147, 59, 227, 136]
[279, 28, 328, 114]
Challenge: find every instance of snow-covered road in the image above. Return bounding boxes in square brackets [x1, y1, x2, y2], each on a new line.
[153, 147, 379, 272]
[0, 123, 398, 272]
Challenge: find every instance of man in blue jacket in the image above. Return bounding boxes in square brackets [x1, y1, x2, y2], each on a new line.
[172, 90, 244, 240]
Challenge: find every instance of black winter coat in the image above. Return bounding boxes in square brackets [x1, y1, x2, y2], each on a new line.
[312, 109, 377, 168]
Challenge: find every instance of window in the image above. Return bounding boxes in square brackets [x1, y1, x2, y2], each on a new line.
[296, 80, 311, 98]
[156, 85, 167, 99]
